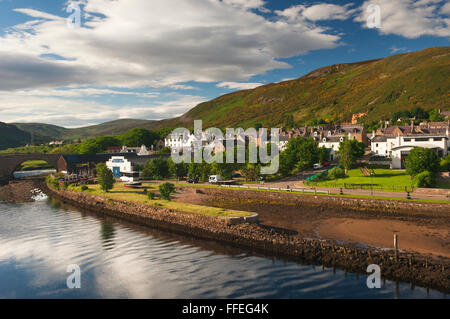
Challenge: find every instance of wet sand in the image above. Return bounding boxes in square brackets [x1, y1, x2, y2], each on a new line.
[173, 186, 450, 259]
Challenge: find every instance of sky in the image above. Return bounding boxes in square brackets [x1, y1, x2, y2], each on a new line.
[0, 0, 449, 128]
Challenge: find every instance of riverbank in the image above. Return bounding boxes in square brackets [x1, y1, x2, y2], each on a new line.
[46, 183, 450, 293]
[0, 179, 46, 202]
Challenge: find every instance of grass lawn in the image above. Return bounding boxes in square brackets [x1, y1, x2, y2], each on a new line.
[307, 168, 414, 192]
[69, 183, 251, 218]
[17, 160, 54, 171]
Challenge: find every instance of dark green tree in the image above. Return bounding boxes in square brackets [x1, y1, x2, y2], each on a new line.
[159, 183, 175, 201]
[119, 128, 159, 147]
[279, 137, 319, 176]
[142, 157, 169, 180]
[338, 139, 365, 174]
[96, 163, 115, 192]
[405, 147, 439, 177]
[168, 158, 188, 180]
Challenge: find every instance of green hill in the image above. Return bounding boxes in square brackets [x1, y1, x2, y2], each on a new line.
[12, 119, 158, 142]
[158, 46, 450, 129]
[0, 122, 32, 150]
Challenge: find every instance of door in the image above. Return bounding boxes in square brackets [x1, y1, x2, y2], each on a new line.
[113, 167, 120, 178]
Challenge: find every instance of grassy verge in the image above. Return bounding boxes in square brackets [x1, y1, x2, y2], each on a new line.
[68, 183, 251, 218]
[306, 168, 414, 192]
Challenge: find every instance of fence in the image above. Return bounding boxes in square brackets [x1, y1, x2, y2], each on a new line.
[217, 184, 331, 195]
[304, 181, 414, 193]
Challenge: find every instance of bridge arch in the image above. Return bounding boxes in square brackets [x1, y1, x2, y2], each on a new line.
[0, 154, 61, 183]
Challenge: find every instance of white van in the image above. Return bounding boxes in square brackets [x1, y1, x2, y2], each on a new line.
[209, 175, 222, 184]
[313, 163, 323, 170]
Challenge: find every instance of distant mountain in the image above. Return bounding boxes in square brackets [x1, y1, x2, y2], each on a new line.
[0, 122, 32, 150]
[157, 46, 450, 129]
[12, 119, 158, 142]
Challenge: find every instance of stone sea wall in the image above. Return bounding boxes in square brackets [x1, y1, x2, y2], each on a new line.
[46, 185, 450, 293]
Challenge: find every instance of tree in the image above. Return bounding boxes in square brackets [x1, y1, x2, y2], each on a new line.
[440, 155, 450, 172]
[142, 157, 169, 180]
[279, 137, 320, 176]
[405, 147, 439, 177]
[242, 163, 261, 181]
[168, 158, 188, 180]
[159, 183, 175, 201]
[338, 139, 365, 174]
[79, 136, 121, 154]
[412, 171, 436, 188]
[318, 146, 330, 163]
[428, 109, 445, 122]
[188, 161, 212, 182]
[119, 128, 159, 147]
[328, 167, 346, 180]
[96, 163, 115, 192]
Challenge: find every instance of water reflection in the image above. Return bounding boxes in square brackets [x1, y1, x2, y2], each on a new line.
[0, 198, 446, 299]
[100, 221, 116, 251]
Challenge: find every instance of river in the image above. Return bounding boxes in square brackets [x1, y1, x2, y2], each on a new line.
[0, 193, 446, 299]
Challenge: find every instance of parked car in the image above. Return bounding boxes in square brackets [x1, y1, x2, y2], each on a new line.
[187, 177, 199, 184]
[313, 163, 324, 170]
[209, 175, 222, 184]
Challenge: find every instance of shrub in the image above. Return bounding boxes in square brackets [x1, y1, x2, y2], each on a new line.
[412, 171, 436, 188]
[405, 147, 439, 176]
[328, 167, 346, 180]
[147, 192, 156, 200]
[159, 183, 175, 201]
[440, 155, 450, 172]
[62, 182, 69, 190]
[81, 185, 89, 192]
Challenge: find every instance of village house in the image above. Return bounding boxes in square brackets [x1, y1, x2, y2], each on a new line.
[370, 133, 449, 169]
[318, 136, 346, 161]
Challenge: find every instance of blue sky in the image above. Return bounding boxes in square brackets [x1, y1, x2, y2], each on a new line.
[0, 0, 448, 127]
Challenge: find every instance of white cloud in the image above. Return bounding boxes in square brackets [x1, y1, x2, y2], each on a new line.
[217, 82, 263, 90]
[276, 3, 356, 22]
[356, 0, 450, 38]
[0, 0, 341, 92]
[0, 90, 204, 127]
[390, 46, 409, 54]
[441, 2, 450, 15]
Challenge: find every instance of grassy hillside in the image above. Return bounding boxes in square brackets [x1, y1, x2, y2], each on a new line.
[0, 122, 31, 150]
[159, 47, 450, 129]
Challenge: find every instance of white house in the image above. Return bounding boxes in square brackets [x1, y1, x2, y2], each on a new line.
[388, 135, 449, 169]
[370, 135, 389, 156]
[120, 145, 151, 156]
[318, 136, 345, 161]
[106, 156, 141, 182]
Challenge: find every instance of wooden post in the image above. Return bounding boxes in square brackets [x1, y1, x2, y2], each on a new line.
[394, 233, 398, 258]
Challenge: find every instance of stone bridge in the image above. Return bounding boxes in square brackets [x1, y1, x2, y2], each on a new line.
[0, 154, 60, 183]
